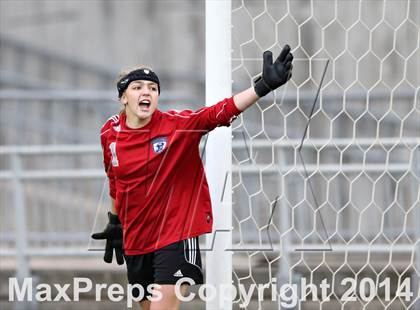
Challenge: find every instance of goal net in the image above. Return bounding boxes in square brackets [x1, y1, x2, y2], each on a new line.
[206, 0, 419, 309]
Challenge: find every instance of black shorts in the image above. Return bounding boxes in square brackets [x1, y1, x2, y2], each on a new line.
[124, 236, 203, 299]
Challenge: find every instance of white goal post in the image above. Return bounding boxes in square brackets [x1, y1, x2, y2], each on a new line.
[205, 0, 419, 309]
[205, 1, 233, 309]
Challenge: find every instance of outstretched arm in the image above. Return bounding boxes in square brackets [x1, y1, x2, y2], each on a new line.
[179, 46, 292, 131]
[233, 44, 293, 112]
[233, 86, 260, 112]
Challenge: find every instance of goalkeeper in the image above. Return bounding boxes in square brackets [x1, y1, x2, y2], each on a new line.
[92, 45, 293, 310]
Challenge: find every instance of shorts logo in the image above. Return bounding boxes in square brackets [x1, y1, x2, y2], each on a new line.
[152, 137, 167, 154]
[173, 270, 183, 277]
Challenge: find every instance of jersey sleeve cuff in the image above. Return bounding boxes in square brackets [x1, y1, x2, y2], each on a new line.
[109, 184, 116, 199]
[227, 96, 242, 116]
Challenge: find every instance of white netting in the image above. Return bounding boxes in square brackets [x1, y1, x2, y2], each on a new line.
[230, 0, 419, 309]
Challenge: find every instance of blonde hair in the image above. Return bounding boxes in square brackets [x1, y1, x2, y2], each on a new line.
[116, 65, 154, 115]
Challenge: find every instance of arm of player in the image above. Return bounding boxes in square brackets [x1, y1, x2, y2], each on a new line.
[233, 44, 293, 112]
[100, 132, 117, 201]
[176, 45, 293, 131]
[232, 86, 259, 112]
[91, 165, 123, 264]
[91, 128, 124, 265]
[111, 198, 117, 214]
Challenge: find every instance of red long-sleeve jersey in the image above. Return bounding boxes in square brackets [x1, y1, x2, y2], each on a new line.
[100, 97, 241, 254]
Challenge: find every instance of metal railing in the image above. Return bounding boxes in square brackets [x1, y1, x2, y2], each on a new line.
[1, 139, 418, 252]
[0, 90, 418, 301]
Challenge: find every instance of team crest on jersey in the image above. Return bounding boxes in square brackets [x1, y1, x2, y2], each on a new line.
[152, 137, 167, 154]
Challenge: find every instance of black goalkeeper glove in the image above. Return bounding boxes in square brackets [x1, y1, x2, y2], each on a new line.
[254, 44, 294, 97]
[91, 212, 124, 265]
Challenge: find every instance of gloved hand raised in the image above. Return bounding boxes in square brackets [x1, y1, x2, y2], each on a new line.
[91, 212, 124, 265]
[254, 44, 293, 97]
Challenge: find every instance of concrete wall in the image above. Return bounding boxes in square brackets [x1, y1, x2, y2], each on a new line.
[0, 0, 205, 86]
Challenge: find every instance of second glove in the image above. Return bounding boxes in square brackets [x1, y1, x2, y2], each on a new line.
[91, 212, 124, 265]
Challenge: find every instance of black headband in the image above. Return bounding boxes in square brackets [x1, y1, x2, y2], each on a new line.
[117, 68, 160, 98]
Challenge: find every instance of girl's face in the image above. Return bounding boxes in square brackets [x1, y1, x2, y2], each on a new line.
[121, 80, 159, 121]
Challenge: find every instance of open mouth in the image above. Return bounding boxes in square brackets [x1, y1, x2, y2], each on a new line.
[138, 99, 151, 108]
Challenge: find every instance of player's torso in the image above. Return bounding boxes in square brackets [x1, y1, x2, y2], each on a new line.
[101, 111, 213, 252]
[105, 111, 202, 188]
[109, 129, 170, 182]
